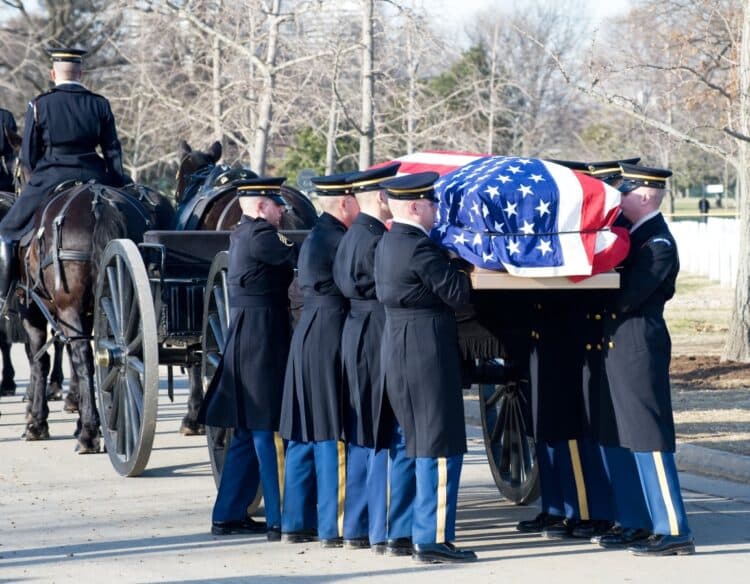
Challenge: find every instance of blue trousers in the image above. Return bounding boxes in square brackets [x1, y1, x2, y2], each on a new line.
[281, 439, 346, 539]
[600, 445, 652, 530]
[578, 436, 615, 521]
[634, 451, 690, 536]
[343, 444, 388, 543]
[212, 428, 285, 528]
[386, 424, 416, 540]
[413, 455, 463, 545]
[537, 440, 590, 520]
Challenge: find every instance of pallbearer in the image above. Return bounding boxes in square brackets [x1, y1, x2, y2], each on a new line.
[603, 163, 694, 556]
[199, 177, 294, 541]
[374, 172, 476, 564]
[279, 173, 360, 547]
[332, 163, 400, 551]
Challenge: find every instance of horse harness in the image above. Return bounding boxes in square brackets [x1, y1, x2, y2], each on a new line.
[25, 182, 151, 297]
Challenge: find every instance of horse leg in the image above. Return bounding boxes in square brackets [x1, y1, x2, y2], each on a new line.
[23, 309, 50, 440]
[180, 365, 205, 436]
[58, 307, 100, 454]
[46, 337, 64, 401]
[62, 343, 80, 414]
[0, 328, 15, 396]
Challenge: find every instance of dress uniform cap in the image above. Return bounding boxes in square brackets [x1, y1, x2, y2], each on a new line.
[236, 176, 286, 205]
[545, 159, 589, 172]
[380, 171, 440, 201]
[617, 163, 672, 193]
[349, 162, 401, 192]
[45, 47, 87, 63]
[586, 158, 641, 184]
[310, 172, 355, 196]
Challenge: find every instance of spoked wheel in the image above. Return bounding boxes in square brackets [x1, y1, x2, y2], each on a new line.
[478, 365, 539, 505]
[94, 239, 159, 477]
[202, 252, 262, 512]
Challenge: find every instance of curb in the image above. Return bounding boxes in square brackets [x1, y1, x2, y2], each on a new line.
[463, 394, 750, 485]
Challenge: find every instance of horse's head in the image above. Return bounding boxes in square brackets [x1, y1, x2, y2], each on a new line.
[174, 140, 222, 204]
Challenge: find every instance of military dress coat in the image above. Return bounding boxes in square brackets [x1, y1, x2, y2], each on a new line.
[280, 212, 349, 443]
[374, 222, 471, 459]
[332, 212, 386, 448]
[603, 213, 679, 452]
[0, 83, 127, 238]
[0, 108, 18, 192]
[199, 216, 295, 430]
[528, 293, 587, 444]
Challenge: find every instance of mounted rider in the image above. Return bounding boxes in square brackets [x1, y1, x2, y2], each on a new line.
[0, 47, 129, 304]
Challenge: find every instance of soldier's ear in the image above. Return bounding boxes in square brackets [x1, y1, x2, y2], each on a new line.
[178, 140, 192, 156]
[208, 141, 222, 163]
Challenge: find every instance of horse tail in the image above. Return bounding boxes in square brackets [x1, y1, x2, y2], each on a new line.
[91, 197, 127, 284]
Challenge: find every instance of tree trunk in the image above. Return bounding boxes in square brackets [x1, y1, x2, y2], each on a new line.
[722, 1, 750, 362]
[212, 31, 223, 144]
[252, 0, 281, 175]
[326, 101, 337, 174]
[486, 21, 499, 154]
[359, 0, 375, 170]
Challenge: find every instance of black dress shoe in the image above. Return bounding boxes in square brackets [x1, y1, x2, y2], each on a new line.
[371, 541, 387, 555]
[211, 518, 267, 536]
[572, 520, 614, 539]
[591, 525, 622, 545]
[281, 530, 317, 543]
[542, 518, 579, 539]
[412, 543, 477, 564]
[516, 512, 565, 533]
[628, 534, 695, 556]
[385, 537, 413, 556]
[320, 537, 343, 548]
[598, 527, 652, 548]
[266, 527, 281, 542]
[344, 537, 370, 549]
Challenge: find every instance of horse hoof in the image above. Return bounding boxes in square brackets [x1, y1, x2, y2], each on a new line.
[47, 383, 64, 401]
[25, 426, 50, 441]
[180, 421, 205, 436]
[76, 439, 101, 454]
[63, 396, 79, 414]
[0, 382, 16, 396]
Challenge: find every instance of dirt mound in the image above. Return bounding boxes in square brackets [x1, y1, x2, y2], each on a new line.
[671, 355, 750, 389]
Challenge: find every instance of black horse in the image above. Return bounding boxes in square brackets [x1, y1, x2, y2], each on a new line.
[171, 140, 317, 437]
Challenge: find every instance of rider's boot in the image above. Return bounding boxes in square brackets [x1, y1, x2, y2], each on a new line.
[0, 235, 18, 307]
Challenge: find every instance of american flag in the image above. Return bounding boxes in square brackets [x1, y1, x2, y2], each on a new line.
[374, 151, 627, 277]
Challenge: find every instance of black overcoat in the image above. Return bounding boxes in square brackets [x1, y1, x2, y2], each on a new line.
[374, 222, 471, 459]
[280, 212, 349, 443]
[603, 213, 679, 452]
[332, 212, 386, 448]
[528, 293, 587, 443]
[199, 216, 295, 430]
[0, 84, 126, 238]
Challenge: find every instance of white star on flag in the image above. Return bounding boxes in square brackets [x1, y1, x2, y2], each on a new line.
[518, 184, 533, 198]
[503, 201, 518, 217]
[497, 175, 511, 184]
[471, 201, 480, 215]
[493, 221, 504, 232]
[529, 173, 545, 183]
[438, 224, 448, 235]
[536, 239, 552, 256]
[535, 199, 551, 217]
[520, 220, 535, 235]
[482, 204, 490, 217]
[485, 185, 500, 198]
[518, 159, 533, 165]
[507, 238, 520, 255]
[507, 165, 521, 174]
[482, 251, 494, 262]
[453, 232, 467, 245]
[472, 233, 483, 246]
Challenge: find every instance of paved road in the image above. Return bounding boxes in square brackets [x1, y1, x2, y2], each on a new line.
[1, 349, 749, 583]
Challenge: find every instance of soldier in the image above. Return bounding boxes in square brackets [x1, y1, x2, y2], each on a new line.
[0, 48, 129, 305]
[279, 172, 360, 547]
[199, 177, 294, 541]
[0, 107, 18, 192]
[374, 172, 476, 564]
[332, 163, 400, 552]
[602, 163, 694, 556]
